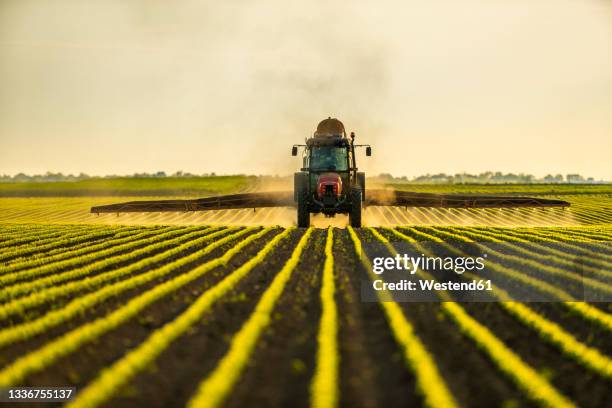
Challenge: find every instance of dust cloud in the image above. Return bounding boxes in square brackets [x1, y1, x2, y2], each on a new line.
[251, 176, 293, 193]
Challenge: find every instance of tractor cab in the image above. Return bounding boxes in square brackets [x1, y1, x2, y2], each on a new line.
[309, 145, 349, 173]
[305, 138, 350, 209]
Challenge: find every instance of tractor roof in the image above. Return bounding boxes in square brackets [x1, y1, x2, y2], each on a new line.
[314, 117, 346, 138]
[307, 137, 350, 148]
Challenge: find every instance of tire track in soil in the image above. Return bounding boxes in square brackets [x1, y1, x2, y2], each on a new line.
[221, 229, 325, 408]
[98, 229, 303, 408]
[0, 228, 279, 377]
[359, 228, 535, 408]
[336, 229, 420, 408]
[462, 302, 612, 408]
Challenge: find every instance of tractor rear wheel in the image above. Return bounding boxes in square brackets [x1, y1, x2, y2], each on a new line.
[349, 187, 362, 228]
[297, 190, 310, 228]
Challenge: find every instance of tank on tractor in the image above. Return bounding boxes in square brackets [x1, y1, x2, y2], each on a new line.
[291, 117, 371, 227]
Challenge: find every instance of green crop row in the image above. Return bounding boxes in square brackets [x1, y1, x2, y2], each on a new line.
[347, 226, 458, 408]
[0, 225, 103, 254]
[0, 227, 278, 386]
[434, 227, 612, 286]
[0, 227, 157, 274]
[371, 228, 575, 408]
[484, 228, 612, 266]
[0, 226, 128, 264]
[472, 227, 612, 273]
[404, 227, 612, 332]
[0, 225, 96, 249]
[443, 302, 575, 408]
[473, 276, 612, 379]
[66, 228, 294, 408]
[0, 226, 188, 290]
[310, 228, 339, 408]
[0, 228, 252, 346]
[418, 226, 610, 296]
[188, 228, 313, 408]
[0, 227, 213, 301]
[384, 227, 612, 380]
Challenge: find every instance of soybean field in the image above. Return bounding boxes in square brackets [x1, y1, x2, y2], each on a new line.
[0, 222, 611, 407]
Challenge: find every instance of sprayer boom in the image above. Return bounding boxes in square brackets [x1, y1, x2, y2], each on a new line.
[91, 189, 569, 214]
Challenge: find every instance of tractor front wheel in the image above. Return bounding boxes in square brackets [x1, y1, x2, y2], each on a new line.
[297, 190, 310, 228]
[349, 187, 362, 228]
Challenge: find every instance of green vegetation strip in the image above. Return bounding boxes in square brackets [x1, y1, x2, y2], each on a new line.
[435, 227, 612, 285]
[486, 227, 612, 267]
[1, 227, 147, 263]
[0, 227, 215, 301]
[0, 227, 252, 345]
[67, 227, 295, 408]
[414, 227, 612, 331]
[0, 227, 122, 263]
[488, 227, 612, 273]
[0, 227, 87, 249]
[0, 224, 103, 247]
[0, 226, 185, 290]
[0, 175, 252, 196]
[526, 227, 612, 242]
[310, 228, 339, 408]
[0, 226, 130, 257]
[454, 226, 612, 270]
[36, 226, 149, 254]
[0, 227, 153, 274]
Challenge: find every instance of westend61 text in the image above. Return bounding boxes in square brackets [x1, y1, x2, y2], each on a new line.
[373, 279, 493, 292]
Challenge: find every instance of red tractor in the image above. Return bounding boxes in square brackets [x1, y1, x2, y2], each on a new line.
[91, 117, 569, 223]
[292, 117, 371, 227]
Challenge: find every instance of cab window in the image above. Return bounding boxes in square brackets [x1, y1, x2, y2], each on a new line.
[310, 147, 348, 171]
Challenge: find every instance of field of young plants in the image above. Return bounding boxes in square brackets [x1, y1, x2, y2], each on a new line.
[0, 218, 611, 407]
[0, 182, 610, 407]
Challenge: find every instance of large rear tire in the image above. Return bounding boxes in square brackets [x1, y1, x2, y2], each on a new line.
[294, 172, 308, 202]
[357, 172, 366, 202]
[349, 187, 362, 228]
[297, 190, 310, 228]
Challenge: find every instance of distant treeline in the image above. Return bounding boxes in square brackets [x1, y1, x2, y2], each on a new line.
[0, 171, 608, 184]
[373, 172, 607, 184]
[0, 171, 236, 183]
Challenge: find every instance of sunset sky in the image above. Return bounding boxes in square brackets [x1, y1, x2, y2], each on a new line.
[0, 0, 610, 179]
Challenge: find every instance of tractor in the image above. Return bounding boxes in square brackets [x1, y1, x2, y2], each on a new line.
[91, 117, 569, 222]
[292, 117, 371, 228]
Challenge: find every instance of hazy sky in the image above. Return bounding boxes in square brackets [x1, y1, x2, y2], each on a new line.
[1, 0, 610, 179]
